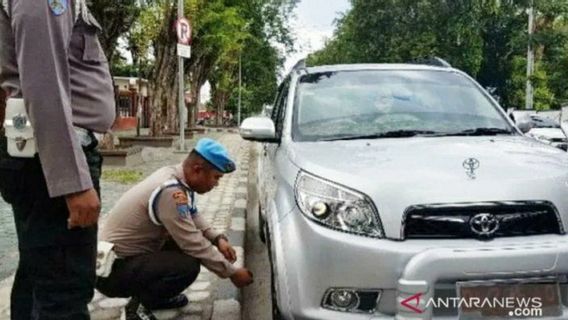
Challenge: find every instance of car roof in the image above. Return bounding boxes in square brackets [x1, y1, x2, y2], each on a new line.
[302, 63, 457, 74]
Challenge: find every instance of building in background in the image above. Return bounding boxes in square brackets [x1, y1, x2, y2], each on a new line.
[113, 77, 151, 130]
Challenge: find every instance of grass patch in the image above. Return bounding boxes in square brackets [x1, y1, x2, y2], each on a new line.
[102, 169, 143, 184]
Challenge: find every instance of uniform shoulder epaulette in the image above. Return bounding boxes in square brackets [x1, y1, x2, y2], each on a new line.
[148, 178, 196, 226]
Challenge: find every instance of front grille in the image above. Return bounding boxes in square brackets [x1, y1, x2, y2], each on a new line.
[403, 201, 563, 240]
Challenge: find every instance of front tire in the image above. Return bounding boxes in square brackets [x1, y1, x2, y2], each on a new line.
[258, 204, 267, 243]
[266, 226, 283, 320]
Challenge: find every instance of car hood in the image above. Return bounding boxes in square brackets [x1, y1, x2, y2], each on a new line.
[287, 136, 568, 239]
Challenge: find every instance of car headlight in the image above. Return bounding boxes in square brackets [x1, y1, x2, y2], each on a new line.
[294, 171, 384, 238]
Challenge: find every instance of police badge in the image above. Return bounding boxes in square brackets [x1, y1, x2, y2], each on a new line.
[48, 0, 67, 16]
[12, 114, 27, 131]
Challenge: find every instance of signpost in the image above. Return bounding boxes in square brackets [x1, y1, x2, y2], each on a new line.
[176, 11, 191, 151]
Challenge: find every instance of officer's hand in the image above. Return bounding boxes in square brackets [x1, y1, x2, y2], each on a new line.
[66, 188, 100, 229]
[218, 239, 237, 263]
[230, 268, 253, 288]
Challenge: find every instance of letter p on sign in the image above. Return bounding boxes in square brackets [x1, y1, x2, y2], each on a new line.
[176, 18, 191, 45]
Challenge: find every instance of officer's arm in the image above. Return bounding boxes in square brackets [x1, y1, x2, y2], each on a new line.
[158, 188, 237, 278]
[192, 214, 222, 242]
[11, 0, 93, 197]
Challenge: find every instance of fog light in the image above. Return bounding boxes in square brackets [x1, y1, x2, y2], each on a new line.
[330, 290, 358, 309]
[323, 288, 381, 313]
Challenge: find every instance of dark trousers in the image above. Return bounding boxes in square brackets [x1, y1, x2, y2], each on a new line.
[96, 242, 201, 307]
[0, 135, 102, 320]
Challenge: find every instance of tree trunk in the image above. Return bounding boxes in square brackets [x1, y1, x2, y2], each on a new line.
[186, 53, 215, 129]
[148, 1, 178, 136]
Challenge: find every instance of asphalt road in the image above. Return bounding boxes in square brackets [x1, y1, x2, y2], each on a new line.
[242, 145, 273, 320]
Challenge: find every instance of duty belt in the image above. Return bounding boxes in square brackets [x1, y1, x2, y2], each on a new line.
[74, 127, 100, 149]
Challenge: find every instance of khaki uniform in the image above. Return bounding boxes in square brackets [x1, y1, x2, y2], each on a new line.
[101, 164, 237, 278]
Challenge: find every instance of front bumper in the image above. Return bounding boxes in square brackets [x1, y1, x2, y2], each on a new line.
[274, 207, 568, 320]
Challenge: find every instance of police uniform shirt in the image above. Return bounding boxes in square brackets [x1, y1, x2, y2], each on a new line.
[0, 0, 115, 197]
[101, 164, 238, 278]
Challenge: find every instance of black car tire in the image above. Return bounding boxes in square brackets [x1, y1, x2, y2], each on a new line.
[266, 226, 283, 320]
[258, 204, 267, 244]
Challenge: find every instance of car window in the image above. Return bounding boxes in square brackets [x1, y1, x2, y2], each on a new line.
[292, 70, 513, 141]
[270, 86, 283, 123]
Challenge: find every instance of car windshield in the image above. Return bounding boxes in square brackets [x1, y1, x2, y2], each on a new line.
[292, 70, 514, 142]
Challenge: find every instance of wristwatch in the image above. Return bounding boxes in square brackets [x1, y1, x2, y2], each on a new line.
[213, 234, 229, 246]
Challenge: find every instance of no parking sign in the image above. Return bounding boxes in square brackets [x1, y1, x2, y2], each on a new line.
[176, 18, 191, 45]
[176, 18, 191, 58]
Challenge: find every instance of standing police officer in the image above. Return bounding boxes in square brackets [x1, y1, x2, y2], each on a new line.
[0, 0, 115, 319]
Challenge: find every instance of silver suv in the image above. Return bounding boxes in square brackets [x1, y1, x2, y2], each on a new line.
[240, 63, 568, 319]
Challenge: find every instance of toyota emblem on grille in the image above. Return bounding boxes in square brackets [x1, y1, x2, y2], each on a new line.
[463, 158, 480, 179]
[469, 213, 499, 238]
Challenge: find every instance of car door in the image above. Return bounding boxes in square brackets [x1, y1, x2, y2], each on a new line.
[262, 78, 290, 215]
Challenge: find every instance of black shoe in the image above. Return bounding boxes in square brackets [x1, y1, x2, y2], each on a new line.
[147, 294, 189, 310]
[122, 298, 158, 320]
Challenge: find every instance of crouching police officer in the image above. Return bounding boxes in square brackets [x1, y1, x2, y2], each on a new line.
[0, 0, 115, 319]
[97, 138, 254, 320]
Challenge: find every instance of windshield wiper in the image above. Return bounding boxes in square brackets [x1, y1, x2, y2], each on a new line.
[321, 130, 439, 141]
[445, 127, 514, 136]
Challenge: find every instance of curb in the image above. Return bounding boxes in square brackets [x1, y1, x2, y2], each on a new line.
[211, 144, 249, 320]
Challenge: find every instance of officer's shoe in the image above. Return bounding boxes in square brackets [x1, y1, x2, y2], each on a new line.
[121, 298, 158, 320]
[147, 294, 189, 310]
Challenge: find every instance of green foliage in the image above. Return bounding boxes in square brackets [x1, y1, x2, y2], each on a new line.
[90, 0, 140, 63]
[309, 0, 568, 110]
[209, 0, 298, 115]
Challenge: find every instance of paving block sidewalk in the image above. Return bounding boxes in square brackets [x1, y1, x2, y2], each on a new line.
[0, 133, 251, 320]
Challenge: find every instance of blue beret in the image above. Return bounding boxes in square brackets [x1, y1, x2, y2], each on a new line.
[194, 138, 236, 173]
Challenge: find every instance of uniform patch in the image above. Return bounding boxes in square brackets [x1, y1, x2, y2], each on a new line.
[48, 0, 67, 16]
[173, 191, 188, 204]
[173, 191, 190, 218]
[176, 203, 191, 218]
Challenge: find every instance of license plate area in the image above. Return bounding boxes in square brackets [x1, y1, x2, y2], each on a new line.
[456, 278, 562, 319]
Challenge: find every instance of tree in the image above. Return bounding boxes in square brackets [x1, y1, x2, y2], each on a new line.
[309, 0, 568, 110]
[131, 0, 297, 135]
[222, 0, 298, 119]
[89, 0, 141, 67]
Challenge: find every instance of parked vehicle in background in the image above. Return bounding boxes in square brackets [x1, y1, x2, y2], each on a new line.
[241, 61, 568, 319]
[508, 109, 568, 151]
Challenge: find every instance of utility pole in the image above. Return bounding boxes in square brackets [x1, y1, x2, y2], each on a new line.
[525, 0, 535, 110]
[136, 55, 142, 137]
[178, 0, 185, 150]
[238, 52, 242, 127]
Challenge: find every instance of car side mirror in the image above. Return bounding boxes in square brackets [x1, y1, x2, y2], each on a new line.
[240, 117, 279, 143]
[516, 121, 532, 134]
